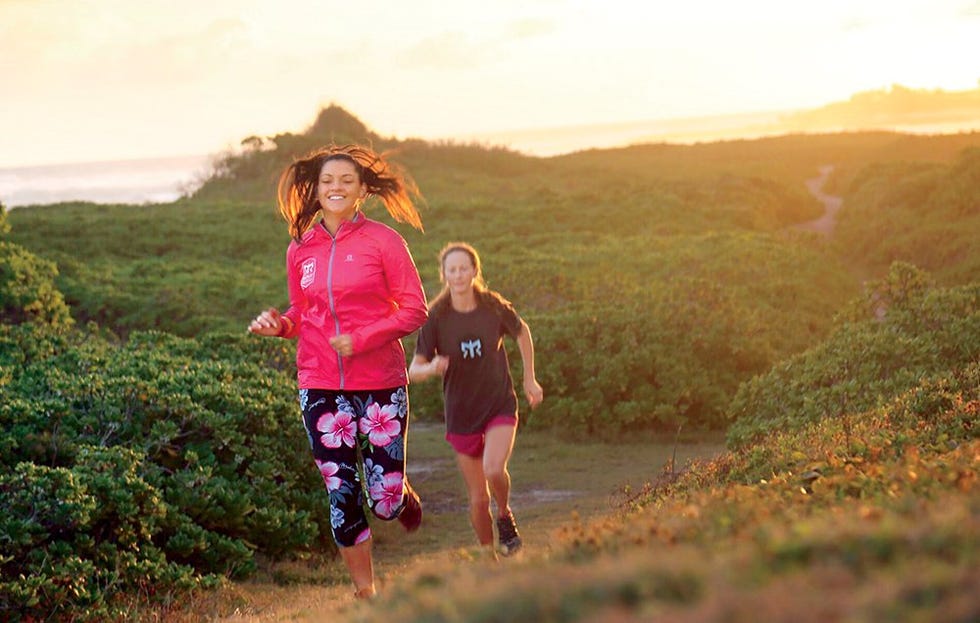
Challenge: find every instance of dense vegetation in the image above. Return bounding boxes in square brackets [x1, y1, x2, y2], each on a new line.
[728, 262, 979, 446]
[833, 146, 980, 284]
[2, 108, 978, 621]
[0, 200, 334, 618]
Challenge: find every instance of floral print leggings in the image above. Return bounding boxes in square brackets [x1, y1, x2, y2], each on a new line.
[300, 386, 411, 547]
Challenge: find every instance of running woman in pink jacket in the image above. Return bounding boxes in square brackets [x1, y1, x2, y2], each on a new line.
[249, 144, 427, 600]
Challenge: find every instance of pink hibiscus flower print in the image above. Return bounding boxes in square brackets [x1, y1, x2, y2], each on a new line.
[315, 459, 341, 491]
[353, 527, 372, 545]
[317, 409, 356, 448]
[368, 472, 405, 518]
[359, 401, 401, 447]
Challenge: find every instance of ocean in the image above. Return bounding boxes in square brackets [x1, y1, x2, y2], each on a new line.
[0, 154, 215, 209]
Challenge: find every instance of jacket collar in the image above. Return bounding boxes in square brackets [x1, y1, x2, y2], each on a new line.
[301, 211, 365, 242]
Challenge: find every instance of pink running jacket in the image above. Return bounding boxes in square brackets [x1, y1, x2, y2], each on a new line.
[278, 215, 427, 390]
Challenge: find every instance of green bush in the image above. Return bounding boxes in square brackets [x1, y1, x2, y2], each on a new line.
[0, 447, 202, 621]
[528, 281, 769, 435]
[0, 241, 73, 327]
[0, 324, 332, 619]
[0, 201, 10, 236]
[834, 146, 980, 285]
[726, 263, 980, 447]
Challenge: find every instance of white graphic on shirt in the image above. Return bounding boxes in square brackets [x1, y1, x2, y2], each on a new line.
[300, 258, 316, 289]
[460, 339, 482, 359]
[344, 254, 354, 262]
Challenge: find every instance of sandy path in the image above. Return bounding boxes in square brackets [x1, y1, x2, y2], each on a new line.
[793, 164, 843, 236]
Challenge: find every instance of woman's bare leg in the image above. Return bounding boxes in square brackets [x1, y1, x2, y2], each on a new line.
[455, 452, 494, 545]
[339, 538, 375, 598]
[483, 424, 517, 518]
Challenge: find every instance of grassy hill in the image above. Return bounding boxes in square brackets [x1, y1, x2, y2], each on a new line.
[1, 107, 978, 621]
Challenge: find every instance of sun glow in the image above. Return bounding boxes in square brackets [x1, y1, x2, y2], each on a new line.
[0, 0, 977, 167]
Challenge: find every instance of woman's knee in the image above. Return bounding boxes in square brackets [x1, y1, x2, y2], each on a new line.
[368, 480, 407, 521]
[333, 519, 372, 547]
[483, 461, 509, 483]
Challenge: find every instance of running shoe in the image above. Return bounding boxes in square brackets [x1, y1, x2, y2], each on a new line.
[398, 482, 423, 532]
[496, 510, 523, 556]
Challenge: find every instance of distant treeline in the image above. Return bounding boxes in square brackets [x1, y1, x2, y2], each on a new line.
[780, 83, 980, 130]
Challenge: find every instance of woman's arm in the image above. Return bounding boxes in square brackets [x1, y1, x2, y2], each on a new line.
[409, 353, 449, 382]
[516, 320, 543, 408]
[349, 234, 427, 354]
[249, 244, 302, 338]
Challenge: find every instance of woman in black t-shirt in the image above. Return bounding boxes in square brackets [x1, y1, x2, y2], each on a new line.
[410, 242, 543, 557]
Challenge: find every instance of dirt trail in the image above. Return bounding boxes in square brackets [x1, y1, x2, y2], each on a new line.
[163, 425, 725, 622]
[793, 164, 843, 236]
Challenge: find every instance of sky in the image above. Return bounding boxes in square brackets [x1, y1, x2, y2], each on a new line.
[1, 0, 978, 167]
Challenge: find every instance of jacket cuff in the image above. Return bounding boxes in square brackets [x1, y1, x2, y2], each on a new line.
[277, 316, 294, 338]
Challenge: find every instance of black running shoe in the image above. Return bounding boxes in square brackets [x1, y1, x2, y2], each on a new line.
[496, 510, 523, 556]
[398, 482, 422, 532]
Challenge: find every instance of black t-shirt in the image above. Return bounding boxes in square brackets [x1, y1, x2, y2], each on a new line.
[415, 296, 522, 434]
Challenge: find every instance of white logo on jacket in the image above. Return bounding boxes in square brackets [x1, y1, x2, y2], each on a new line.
[300, 258, 316, 289]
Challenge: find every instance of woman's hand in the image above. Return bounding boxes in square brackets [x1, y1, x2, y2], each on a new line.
[409, 354, 448, 382]
[430, 355, 449, 376]
[329, 334, 354, 357]
[524, 378, 543, 409]
[248, 308, 282, 336]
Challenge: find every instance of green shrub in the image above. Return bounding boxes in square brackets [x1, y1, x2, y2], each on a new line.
[0, 447, 201, 622]
[727, 263, 980, 447]
[0, 241, 73, 327]
[0, 201, 10, 236]
[834, 147, 980, 285]
[0, 324, 331, 618]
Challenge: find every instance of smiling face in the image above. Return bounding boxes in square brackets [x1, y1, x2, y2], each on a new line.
[442, 248, 479, 296]
[317, 157, 366, 228]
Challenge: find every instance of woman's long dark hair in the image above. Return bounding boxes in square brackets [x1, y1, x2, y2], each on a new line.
[277, 144, 424, 240]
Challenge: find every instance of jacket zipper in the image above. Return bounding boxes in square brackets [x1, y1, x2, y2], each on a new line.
[324, 224, 345, 389]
